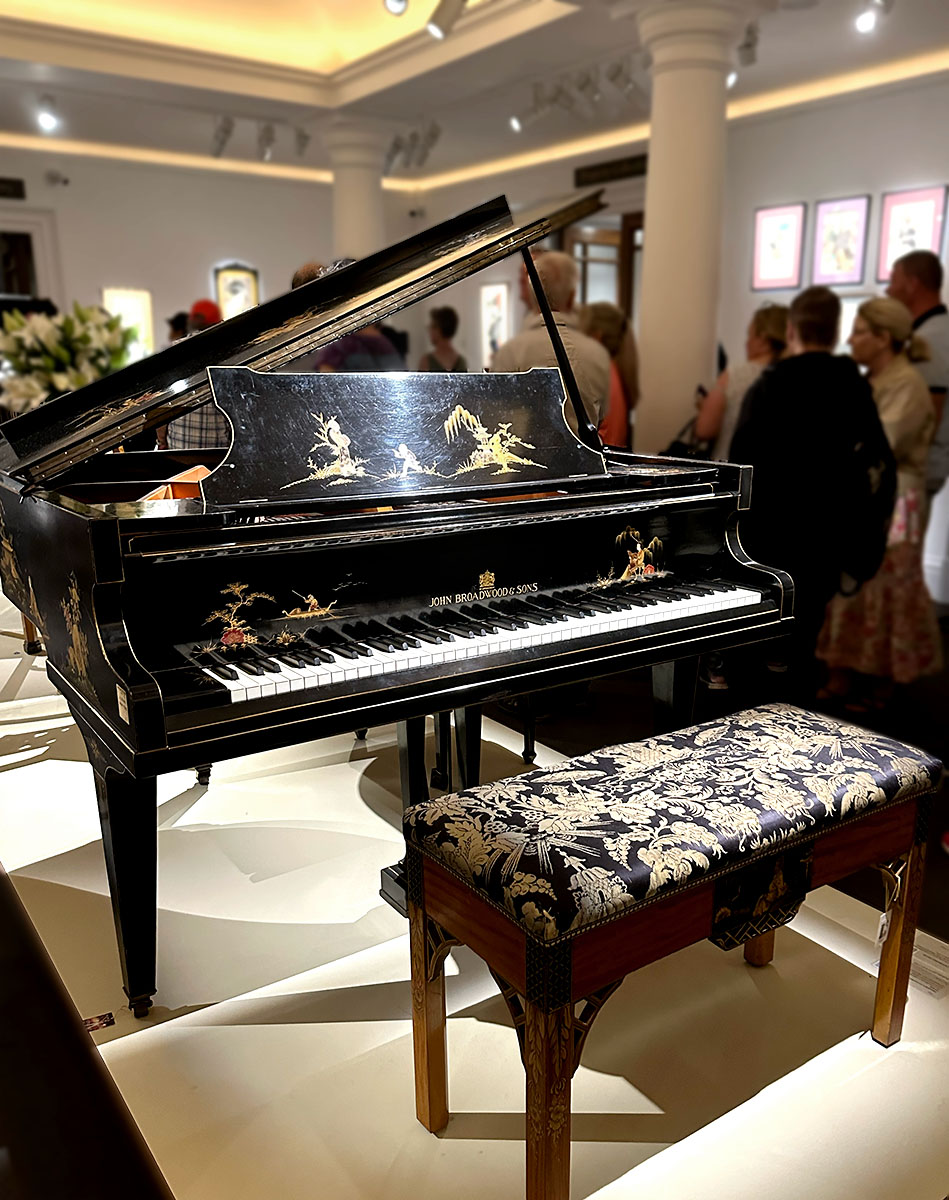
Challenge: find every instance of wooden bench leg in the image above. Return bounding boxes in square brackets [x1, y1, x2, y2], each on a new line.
[743, 929, 775, 967]
[872, 841, 926, 1047]
[409, 899, 449, 1133]
[525, 1001, 572, 1200]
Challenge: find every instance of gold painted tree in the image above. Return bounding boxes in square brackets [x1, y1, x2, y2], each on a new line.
[205, 582, 275, 645]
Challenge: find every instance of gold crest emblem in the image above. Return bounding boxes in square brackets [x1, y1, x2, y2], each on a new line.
[479, 570, 496, 590]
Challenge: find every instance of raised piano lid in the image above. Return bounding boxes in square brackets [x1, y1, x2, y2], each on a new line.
[0, 189, 605, 487]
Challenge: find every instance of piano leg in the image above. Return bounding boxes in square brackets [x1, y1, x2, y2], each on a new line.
[195, 764, 212, 787]
[91, 765, 157, 1018]
[21, 614, 43, 656]
[521, 695, 537, 765]
[454, 705, 482, 789]
[430, 712, 453, 791]
[398, 716, 430, 809]
[651, 657, 699, 735]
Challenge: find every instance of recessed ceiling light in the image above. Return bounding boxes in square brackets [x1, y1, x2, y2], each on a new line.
[855, 7, 877, 32]
[384, 0, 408, 13]
[727, 71, 738, 89]
[37, 96, 59, 133]
[509, 115, 522, 132]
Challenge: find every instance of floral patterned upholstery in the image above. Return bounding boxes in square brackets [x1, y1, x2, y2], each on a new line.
[404, 704, 942, 943]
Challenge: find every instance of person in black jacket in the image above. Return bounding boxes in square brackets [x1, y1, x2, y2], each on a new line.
[729, 286, 895, 700]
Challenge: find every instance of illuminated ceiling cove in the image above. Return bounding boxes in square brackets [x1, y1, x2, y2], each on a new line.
[0, 0, 491, 73]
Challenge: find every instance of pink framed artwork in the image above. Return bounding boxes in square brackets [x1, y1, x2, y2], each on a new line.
[876, 186, 947, 282]
[752, 203, 806, 291]
[812, 195, 870, 286]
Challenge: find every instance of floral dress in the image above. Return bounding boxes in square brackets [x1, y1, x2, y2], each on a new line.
[817, 355, 943, 684]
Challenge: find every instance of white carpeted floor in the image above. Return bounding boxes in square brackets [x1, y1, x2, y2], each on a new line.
[2, 592, 948, 1200]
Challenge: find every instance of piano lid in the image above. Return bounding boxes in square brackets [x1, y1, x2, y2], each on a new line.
[1, 189, 604, 487]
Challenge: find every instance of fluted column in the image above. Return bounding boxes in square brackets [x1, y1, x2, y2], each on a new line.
[630, 0, 767, 453]
[322, 119, 390, 261]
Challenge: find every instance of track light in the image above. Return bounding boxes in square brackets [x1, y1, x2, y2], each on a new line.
[737, 22, 758, 67]
[509, 83, 550, 134]
[257, 122, 276, 162]
[294, 127, 311, 157]
[383, 134, 405, 175]
[211, 115, 234, 157]
[415, 121, 441, 167]
[427, 0, 466, 39]
[384, 0, 408, 11]
[37, 96, 59, 134]
[855, 0, 893, 33]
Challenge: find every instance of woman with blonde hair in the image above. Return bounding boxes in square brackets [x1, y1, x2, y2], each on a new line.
[578, 302, 639, 448]
[817, 295, 941, 708]
[695, 303, 789, 458]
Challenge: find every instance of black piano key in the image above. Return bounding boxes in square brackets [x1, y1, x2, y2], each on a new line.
[495, 598, 555, 625]
[484, 601, 531, 628]
[466, 603, 521, 631]
[367, 619, 420, 649]
[390, 615, 452, 644]
[305, 628, 364, 659]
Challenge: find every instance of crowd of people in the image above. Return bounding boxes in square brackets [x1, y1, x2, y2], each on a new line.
[707, 251, 946, 733]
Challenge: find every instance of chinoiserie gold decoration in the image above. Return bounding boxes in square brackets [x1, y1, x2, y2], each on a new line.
[282, 592, 337, 620]
[284, 412, 372, 489]
[205, 582, 275, 646]
[479, 570, 496, 590]
[443, 405, 540, 475]
[0, 510, 24, 599]
[62, 572, 92, 687]
[615, 527, 664, 581]
[385, 442, 441, 480]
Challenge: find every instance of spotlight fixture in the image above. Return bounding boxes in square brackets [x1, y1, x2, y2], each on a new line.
[737, 22, 758, 68]
[414, 120, 441, 167]
[726, 71, 738, 89]
[855, 0, 893, 34]
[384, 0, 408, 11]
[509, 83, 550, 134]
[383, 134, 406, 175]
[257, 122, 276, 162]
[294, 127, 311, 157]
[211, 115, 234, 157]
[36, 95, 59, 134]
[427, 0, 467, 39]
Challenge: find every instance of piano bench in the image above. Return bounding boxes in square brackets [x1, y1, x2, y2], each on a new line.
[402, 703, 942, 1200]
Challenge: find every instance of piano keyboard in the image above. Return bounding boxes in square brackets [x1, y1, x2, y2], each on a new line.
[176, 578, 766, 708]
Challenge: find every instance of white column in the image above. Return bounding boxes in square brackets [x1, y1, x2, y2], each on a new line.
[322, 119, 390, 261]
[630, 0, 765, 454]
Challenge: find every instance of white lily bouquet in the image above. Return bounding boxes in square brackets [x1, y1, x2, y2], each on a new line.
[0, 303, 135, 414]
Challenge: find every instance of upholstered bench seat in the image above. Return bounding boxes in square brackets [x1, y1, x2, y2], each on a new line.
[402, 703, 942, 1200]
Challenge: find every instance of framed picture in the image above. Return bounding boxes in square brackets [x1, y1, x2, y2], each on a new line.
[101, 287, 154, 362]
[752, 203, 805, 291]
[835, 292, 873, 355]
[812, 195, 870, 286]
[214, 263, 259, 320]
[877, 186, 947, 282]
[480, 282, 509, 369]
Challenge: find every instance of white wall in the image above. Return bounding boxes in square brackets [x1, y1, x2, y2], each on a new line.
[0, 149, 334, 347]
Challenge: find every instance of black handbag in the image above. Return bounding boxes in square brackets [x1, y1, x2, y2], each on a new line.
[659, 417, 711, 460]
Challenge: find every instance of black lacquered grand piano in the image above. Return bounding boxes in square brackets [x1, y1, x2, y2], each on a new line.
[0, 191, 793, 1016]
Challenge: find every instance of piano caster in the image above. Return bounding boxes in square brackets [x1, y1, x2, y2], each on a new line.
[129, 996, 153, 1019]
[195, 764, 212, 787]
[429, 768, 449, 790]
[21, 615, 43, 656]
[355, 728, 369, 742]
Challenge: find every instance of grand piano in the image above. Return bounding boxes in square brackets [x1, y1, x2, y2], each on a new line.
[0, 191, 793, 1016]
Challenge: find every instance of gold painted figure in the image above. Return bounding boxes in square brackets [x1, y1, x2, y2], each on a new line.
[282, 592, 337, 620]
[284, 412, 370, 488]
[443, 405, 540, 476]
[62, 572, 92, 686]
[615, 527, 664, 581]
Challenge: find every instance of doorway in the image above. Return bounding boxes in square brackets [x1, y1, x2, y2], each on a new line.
[563, 211, 643, 328]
